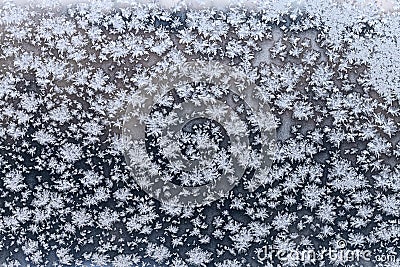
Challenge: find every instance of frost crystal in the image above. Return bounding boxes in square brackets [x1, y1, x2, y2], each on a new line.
[0, 0, 400, 266]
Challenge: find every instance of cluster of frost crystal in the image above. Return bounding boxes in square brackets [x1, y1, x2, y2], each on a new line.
[0, 0, 400, 266]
